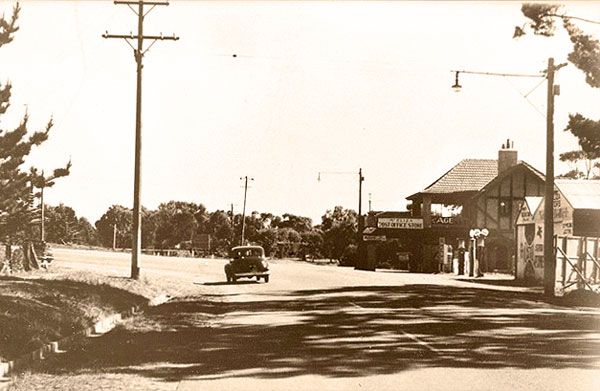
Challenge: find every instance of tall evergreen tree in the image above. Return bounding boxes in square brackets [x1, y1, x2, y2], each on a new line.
[0, 4, 70, 263]
[515, 3, 600, 176]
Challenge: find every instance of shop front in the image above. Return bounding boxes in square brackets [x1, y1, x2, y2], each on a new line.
[515, 180, 600, 290]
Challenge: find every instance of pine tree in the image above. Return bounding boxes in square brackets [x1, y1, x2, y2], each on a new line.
[0, 4, 70, 268]
[515, 4, 600, 177]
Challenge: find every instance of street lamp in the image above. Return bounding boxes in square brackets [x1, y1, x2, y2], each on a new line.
[452, 58, 566, 296]
[452, 71, 462, 92]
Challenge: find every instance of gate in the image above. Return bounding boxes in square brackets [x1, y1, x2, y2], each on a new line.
[555, 236, 600, 293]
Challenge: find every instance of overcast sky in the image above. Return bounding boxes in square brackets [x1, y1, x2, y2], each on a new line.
[2, 1, 600, 225]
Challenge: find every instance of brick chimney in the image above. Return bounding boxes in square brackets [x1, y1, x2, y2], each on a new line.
[498, 138, 518, 173]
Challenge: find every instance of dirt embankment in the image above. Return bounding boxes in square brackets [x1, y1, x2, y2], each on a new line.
[0, 267, 167, 362]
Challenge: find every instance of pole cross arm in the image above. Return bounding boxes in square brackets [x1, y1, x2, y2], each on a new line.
[103, 32, 179, 41]
[114, 1, 170, 5]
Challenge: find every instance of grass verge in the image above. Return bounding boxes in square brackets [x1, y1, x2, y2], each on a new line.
[0, 267, 176, 362]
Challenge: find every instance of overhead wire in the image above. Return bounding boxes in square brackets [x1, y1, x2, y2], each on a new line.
[502, 75, 547, 118]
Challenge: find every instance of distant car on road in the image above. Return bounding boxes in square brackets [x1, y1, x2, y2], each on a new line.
[225, 245, 270, 283]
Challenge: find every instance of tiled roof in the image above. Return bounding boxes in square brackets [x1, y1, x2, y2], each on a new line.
[555, 179, 600, 210]
[420, 159, 498, 194]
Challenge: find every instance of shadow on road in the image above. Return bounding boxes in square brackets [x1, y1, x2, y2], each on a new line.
[454, 277, 541, 289]
[36, 284, 600, 382]
[200, 281, 261, 286]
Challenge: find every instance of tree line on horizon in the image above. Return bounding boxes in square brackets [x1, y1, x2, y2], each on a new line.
[4, 3, 600, 271]
[42, 202, 361, 262]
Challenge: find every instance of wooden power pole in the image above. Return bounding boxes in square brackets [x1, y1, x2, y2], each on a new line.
[103, 0, 178, 279]
[543, 57, 567, 297]
[240, 176, 253, 246]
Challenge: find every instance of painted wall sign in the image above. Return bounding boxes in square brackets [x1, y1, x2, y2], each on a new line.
[519, 204, 534, 224]
[377, 218, 423, 229]
[432, 216, 455, 225]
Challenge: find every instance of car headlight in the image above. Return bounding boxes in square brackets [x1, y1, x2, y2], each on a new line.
[261, 260, 268, 268]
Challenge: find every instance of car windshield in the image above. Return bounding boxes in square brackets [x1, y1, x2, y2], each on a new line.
[234, 248, 264, 258]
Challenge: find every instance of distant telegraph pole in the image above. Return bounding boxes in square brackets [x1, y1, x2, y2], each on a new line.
[240, 176, 254, 246]
[318, 168, 366, 269]
[112, 223, 117, 250]
[103, 0, 179, 280]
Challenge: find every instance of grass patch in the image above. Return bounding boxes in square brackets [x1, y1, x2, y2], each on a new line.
[0, 267, 176, 362]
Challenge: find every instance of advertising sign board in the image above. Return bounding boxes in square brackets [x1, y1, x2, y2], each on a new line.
[377, 218, 423, 229]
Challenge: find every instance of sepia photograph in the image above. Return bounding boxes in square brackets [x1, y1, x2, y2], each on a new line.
[1, 1, 600, 390]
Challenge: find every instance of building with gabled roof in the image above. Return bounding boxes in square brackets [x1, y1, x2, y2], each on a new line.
[364, 139, 546, 273]
[470, 155, 546, 272]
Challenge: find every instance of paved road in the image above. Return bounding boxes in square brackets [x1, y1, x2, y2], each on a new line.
[17, 248, 600, 390]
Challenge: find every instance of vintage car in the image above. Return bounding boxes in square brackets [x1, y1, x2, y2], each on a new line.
[225, 245, 270, 283]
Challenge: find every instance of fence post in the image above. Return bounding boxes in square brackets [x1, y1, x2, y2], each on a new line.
[594, 238, 599, 283]
[594, 238, 600, 282]
[561, 236, 567, 287]
[577, 237, 584, 289]
[583, 238, 588, 282]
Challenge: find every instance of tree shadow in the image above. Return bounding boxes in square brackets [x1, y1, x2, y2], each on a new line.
[35, 284, 600, 382]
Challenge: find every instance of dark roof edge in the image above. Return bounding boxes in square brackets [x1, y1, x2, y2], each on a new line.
[474, 161, 545, 198]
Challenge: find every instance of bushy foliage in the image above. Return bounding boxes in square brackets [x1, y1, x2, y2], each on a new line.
[44, 204, 98, 245]
[95, 205, 133, 248]
[517, 4, 600, 177]
[520, 3, 561, 37]
[320, 206, 357, 261]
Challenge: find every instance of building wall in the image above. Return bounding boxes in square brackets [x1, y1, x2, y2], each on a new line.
[471, 168, 544, 272]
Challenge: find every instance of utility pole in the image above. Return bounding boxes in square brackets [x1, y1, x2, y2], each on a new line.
[31, 162, 71, 243]
[317, 169, 367, 269]
[230, 203, 235, 246]
[356, 168, 367, 270]
[103, 0, 178, 280]
[451, 59, 565, 296]
[368, 193, 372, 213]
[240, 176, 253, 246]
[113, 223, 117, 250]
[543, 57, 566, 297]
[40, 186, 45, 242]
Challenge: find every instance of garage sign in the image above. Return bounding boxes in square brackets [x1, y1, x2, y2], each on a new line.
[377, 217, 423, 229]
